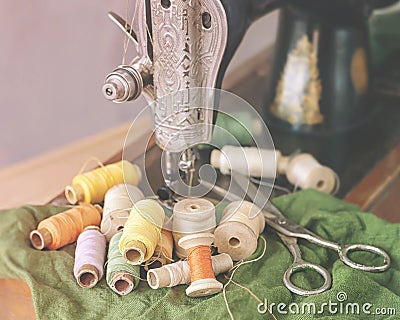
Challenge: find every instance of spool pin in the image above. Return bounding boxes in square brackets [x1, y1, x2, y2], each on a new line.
[211, 146, 336, 194]
[147, 253, 233, 289]
[172, 198, 216, 258]
[29, 204, 102, 250]
[178, 233, 223, 297]
[214, 201, 265, 261]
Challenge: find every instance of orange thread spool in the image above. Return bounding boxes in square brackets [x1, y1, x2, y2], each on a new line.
[30, 204, 102, 250]
[187, 246, 215, 282]
[178, 233, 223, 297]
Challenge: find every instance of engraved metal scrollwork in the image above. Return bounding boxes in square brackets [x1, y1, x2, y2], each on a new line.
[151, 0, 228, 151]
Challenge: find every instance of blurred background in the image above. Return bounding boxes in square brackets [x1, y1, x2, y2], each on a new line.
[0, 1, 279, 168]
[0, 1, 399, 169]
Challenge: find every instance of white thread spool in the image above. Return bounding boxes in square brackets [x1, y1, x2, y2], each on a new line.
[172, 198, 216, 258]
[284, 153, 336, 194]
[178, 233, 223, 297]
[211, 146, 279, 178]
[214, 201, 265, 261]
[101, 184, 144, 241]
[147, 253, 233, 289]
[211, 146, 336, 194]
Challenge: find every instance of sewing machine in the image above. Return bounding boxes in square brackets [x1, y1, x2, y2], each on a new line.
[101, 0, 398, 194]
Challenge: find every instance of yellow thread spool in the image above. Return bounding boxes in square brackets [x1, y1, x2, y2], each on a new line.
[119, 199, 165, 265]
[65, 160, 142, 204]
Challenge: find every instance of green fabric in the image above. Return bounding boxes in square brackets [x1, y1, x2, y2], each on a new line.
[1, 190, 399, 320]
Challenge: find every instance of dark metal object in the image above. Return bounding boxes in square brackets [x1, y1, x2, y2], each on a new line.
[262, 1, 399, 133]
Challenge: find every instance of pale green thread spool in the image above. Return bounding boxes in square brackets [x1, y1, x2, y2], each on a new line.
[106, 232, 141, 295]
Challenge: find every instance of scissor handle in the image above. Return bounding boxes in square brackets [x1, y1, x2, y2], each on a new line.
[283, 262, 332, 296]
[338, 244, 391, 272]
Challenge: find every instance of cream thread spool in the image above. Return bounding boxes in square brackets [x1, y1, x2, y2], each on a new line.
[211, 146, 279, 178]
[172, 198, 216, 258]
[147, 253, 233, 289]
[178, 233, 223, 297]
[144, 228, 174, 271]
[211, 146, 337, 194]
[284, 153, 336, 194]
[214, 201, 265, 261]
[101, 184, 145, 241]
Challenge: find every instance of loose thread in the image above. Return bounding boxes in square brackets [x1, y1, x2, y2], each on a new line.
[74, 227, 106, 288]
[106, 232, 142, 295]
[119, 199, 165, 264]
[224, 276, 277, 320]
[223, 236, 269, 320]
[65, 160, 141, 204]
[30, 204, 102, 250]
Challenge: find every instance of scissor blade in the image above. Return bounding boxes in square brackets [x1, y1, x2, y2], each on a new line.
[232, 173, 273, 216]
[199, 179, 242, 202]
[233, 173, 317, 238]
[232, 173, 286, 219]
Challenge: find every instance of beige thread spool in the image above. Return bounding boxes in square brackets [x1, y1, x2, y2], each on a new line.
[147, 253, 233, 289]
[144, 228, 174, 271]
[172, 198, 216, 258]
[211, 146, 278, 178]
[283, 153, 336, 194]
[214, 201, 265, 261]
[101, 184, 145, 241]
[178, 233, 223, 297]
[211, 146, 336, 194]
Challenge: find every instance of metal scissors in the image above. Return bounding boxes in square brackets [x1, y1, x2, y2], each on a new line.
[208, 174, 391, 296]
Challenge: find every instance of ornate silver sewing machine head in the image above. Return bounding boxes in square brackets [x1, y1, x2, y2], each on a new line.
[102, 0, 245, 190]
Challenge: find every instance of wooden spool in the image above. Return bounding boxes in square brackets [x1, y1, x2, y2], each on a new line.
[172, 198, 216, 258]
[214, 201, 265, 261]
[178, 233, 223, 297]
[147, 253, 233, 289]
[110, 271, 135, 295]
